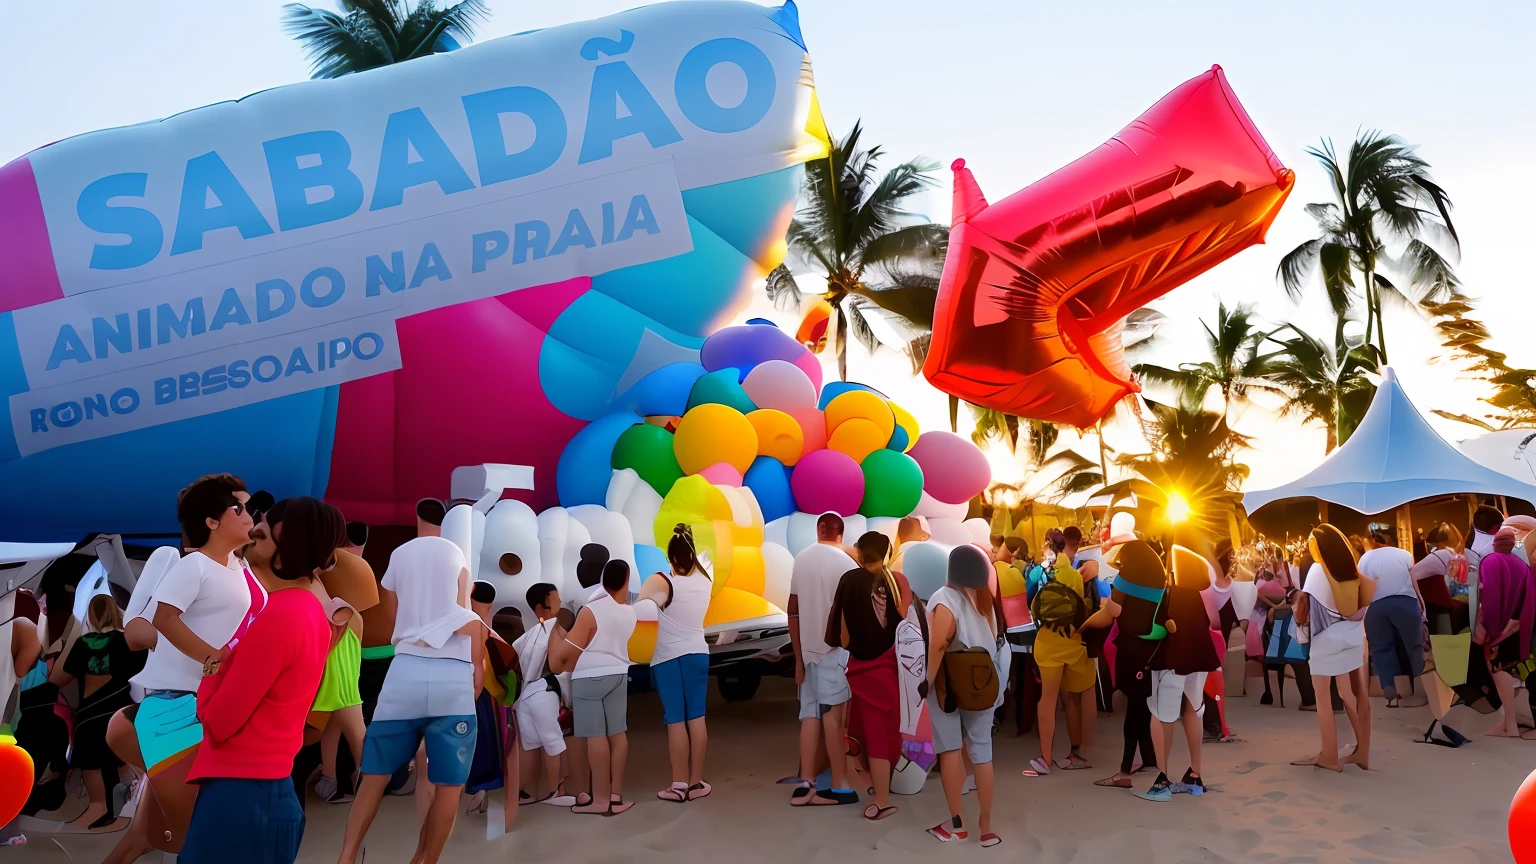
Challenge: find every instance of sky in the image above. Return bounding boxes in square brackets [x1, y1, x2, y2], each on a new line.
[4, 0, 1533, 494]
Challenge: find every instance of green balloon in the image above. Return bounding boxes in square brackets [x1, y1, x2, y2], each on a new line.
[859, 449, 924, 517]
[612, 424, 684, 497]
[686, 368, 757, 415]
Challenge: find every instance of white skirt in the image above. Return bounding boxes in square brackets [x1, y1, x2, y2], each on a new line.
[1307, 619, 1366, 677]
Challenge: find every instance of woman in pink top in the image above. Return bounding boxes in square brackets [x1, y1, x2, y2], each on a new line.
[180, 498, 342, 864]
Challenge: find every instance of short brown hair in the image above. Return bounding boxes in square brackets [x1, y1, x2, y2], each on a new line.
[267, 497, 345, 582]
[817, 513, 844, 541]
[176, 474, 247, 548]
[855, 531, 891, 566]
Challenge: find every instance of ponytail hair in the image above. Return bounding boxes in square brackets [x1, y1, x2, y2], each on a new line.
[668, 523, 709, 579]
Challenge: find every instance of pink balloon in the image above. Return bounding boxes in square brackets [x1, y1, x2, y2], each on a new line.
[908, 431, 990, 505]
[787, 406, 828, 459]
[791, 350, 824, 395]
[790, 449, 865, 516]
[743, 360, 818, 411]
[698, 462, 744, 487]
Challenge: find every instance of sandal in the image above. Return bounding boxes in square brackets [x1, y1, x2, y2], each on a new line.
[863, 803, 898, 821]
[1060, 753, 1091, 770]
[608, 795, 634, 816]
[808, 789, 859, 806]
[1093, 774, 1134, 788]
[1385, 696, 1401, 709]
[686, 782, 712, 801]
[927, 821, 967, 842]
[657, 783, 689, 803]
[789, 783, 815, 806]
[1022, 757, 1051, 777]
[980, 833, 1001, 848]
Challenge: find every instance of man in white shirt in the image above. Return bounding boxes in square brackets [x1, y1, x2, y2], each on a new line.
[511, 583, 567, 805]
[787, 513, 859, 807]
[1470, 505, 1504, 558]
[1358, 528, 1425, 706]
[339, 536, 487, 864]
[106, 473, 254, 864]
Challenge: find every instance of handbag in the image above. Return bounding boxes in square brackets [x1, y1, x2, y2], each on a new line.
[1265, 610, 1308, 664]
[936, 647, 1000, 713]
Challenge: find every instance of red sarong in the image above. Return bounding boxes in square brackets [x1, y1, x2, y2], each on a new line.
[845, 648, 901, 764]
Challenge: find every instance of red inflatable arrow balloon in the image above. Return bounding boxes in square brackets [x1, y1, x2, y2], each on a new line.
[924, 66, 1293, 428]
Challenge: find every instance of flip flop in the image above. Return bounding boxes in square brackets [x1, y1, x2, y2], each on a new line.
[607, 799, 634, 816]
[1060, 755, 1091, 770]
[808, 789, 858, 806]
[980, 833, 1001, 848]
[686, 782, 712, 801]
[863, 803, 898, 821]
[789, 783, 815, 806]
[1093, 775, 1134, 788]
[1021, 757, 1051, 778]
[657, 784, 688, 803]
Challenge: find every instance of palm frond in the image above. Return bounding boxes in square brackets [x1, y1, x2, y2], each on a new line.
[851, 271, 939, 332]
[858, 223, 947, 271]
[1431, 410, 1498, 432]
[1277, 238, 1324, 302]
[764, 264, 805, 313]
[845, 300, 880, 355]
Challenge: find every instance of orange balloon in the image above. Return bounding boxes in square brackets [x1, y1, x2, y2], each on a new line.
[795, 299, 833, 354]
[0, 741, 33, 827]
[1512, 768, 1536, 863]
[746, 409, 805, 466]
[827, 418, 887, 463]
[825, 390, 895, 443]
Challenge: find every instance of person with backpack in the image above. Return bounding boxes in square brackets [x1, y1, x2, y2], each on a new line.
[825, 532, 907, 822]
[1475, 527, 1535, 738]
[924, 544, 1008, 846]
[1024, 529, 1095, 776]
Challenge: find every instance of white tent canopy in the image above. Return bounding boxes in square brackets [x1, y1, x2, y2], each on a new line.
[1456, 429, 1536, 485]
[1244, 368, 1536, 515]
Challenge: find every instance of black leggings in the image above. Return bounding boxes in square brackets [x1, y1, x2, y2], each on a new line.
[1120, 691, 1156, 774]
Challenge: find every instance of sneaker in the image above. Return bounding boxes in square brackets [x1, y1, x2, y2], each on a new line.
[1177, 769, 1205, 797]
[1134, 774, 1174, 802]
[316, 775, 352, 804]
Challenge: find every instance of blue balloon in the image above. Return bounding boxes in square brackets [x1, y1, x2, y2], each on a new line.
[743, 455, 795, 523]
[556, 411, 641, 506]
[886, 423, 910, 452]
[745, 317, 778, 328]
[816, 380, 887, 410]
[686, 367, 757, 415]
[634, 543, 668, 584]
[901, 541, 951, 599]
[613, 362, 707, 418]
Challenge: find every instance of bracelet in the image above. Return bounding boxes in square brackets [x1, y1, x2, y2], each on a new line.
[202, 655, 221, 677]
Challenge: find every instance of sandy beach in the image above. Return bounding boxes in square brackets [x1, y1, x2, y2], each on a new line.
[21, 675, 1528, 864]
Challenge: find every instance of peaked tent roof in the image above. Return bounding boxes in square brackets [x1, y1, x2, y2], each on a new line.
[1244, 368, 1536, 515]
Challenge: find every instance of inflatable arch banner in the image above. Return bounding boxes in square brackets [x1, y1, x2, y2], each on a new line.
[0, 1, 828, 539]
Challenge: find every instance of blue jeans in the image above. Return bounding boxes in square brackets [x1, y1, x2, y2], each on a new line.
[181, 778, 304, 864]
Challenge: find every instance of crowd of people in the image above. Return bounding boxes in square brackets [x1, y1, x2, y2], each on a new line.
[4, 475, 1534, 859]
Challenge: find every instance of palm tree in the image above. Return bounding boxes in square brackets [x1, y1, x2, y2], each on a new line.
[765, 122, 948, 381]
[1118, 399, 1252, 539]
[1133, 301, 1278, 420]
[281, 0, 489, 79]
[969, 407, 1059, 467]
[1423, 294, 1536, 430]
[1261, 325, 1382, 451]
[1277, 132, 1460, 360]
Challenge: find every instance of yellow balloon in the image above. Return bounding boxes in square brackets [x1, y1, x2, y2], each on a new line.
[827, 417, 887, 463]
[704, 586, 779, 628]
[746, 409, 805, 466]
[825, 390, 895, 443]
[889, 401, 920, 452]
[628, 620, 658, 664]
[673, 403, 758, 475]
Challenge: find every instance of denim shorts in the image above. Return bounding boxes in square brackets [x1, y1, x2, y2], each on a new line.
[361, 714, 477, 787]
[651, 653, 709, 725]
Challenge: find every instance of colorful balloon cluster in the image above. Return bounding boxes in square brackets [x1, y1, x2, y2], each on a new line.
[558, 322, 988, 525]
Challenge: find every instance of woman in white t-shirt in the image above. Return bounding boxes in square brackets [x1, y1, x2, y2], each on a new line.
[1293, 525, 1374, 772]
[1358, 529, 1425, 707]
[640, 525, 714, 803]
